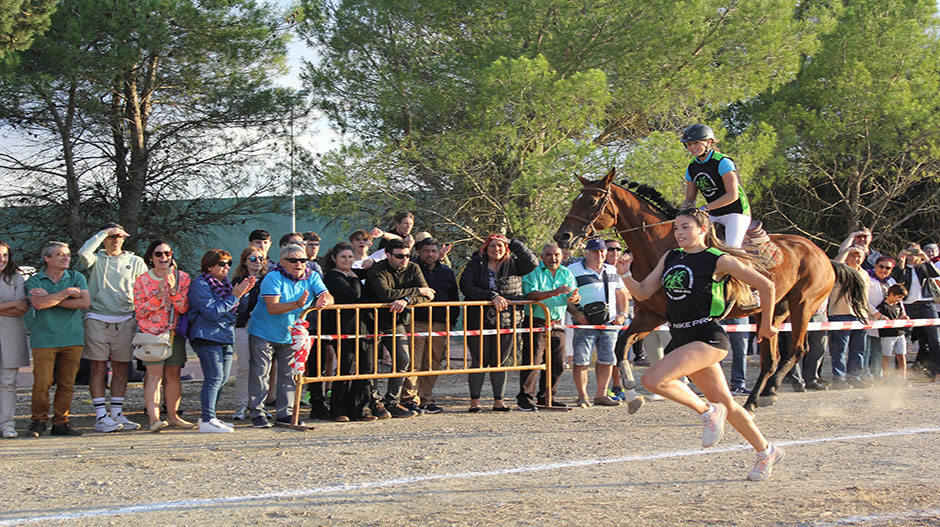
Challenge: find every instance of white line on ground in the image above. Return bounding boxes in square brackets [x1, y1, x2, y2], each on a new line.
[816, 507, 940, 526]
[1, 427, 938, 526]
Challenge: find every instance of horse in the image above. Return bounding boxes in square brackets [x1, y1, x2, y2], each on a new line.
[553, 168, 866, 413]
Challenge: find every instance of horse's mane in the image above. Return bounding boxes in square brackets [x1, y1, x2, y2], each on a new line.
[617, 181, 679, 219]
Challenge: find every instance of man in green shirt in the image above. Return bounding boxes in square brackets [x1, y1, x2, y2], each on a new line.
[516, 244, 580, 411]
[25, 241, 90, 437]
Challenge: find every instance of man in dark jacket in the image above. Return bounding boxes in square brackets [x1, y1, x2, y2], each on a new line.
[401, 237, 460, 414]
[366, 239, 434, 418]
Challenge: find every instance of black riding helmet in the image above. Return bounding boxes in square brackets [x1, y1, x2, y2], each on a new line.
[680, 124, 715, 144]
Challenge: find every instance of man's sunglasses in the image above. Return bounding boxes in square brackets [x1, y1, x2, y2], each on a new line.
[388, 253, 410, 260]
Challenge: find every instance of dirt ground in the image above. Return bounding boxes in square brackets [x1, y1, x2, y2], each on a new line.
[1, 356, 938, 526]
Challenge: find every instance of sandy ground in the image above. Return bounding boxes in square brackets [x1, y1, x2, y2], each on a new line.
[1, 356, 938, 526]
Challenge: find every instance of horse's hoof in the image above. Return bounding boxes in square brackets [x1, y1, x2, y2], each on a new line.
[756, 395, 778, 407]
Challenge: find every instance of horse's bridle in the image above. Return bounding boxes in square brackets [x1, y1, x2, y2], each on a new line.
[563, 184, 676, 239]
[563, 186, 612, 238]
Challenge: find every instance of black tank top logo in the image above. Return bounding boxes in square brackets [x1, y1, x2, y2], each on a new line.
[692, 172, 720, 199]
[662, 263, 694, 300]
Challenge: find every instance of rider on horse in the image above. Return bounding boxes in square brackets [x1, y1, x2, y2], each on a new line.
[680, 124, 751, 249]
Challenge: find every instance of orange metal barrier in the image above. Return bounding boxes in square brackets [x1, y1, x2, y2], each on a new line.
[285, 300, 554, 428]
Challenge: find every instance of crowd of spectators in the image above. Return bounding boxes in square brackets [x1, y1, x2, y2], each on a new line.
[1, 216, 937, 438]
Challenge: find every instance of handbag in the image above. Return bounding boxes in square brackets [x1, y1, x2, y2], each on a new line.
[132, 331, 173, 361]
[924, 275, 940, 304]
[580, 269, 611, 325]
[133, 284, 176, 361]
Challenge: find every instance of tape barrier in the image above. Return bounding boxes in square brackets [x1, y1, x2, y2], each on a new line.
[566, 318, 940, 333]
[307, 317, 940, 342]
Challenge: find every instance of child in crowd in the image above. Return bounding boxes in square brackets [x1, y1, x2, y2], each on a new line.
[877, 284, 909, 383]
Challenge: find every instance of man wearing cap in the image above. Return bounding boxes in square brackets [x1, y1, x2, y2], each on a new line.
[566, 238, 634, 408]
[77, 223, 148, 432]
[515, 243, 580, 411]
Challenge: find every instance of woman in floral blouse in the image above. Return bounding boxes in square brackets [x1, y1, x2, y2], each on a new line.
[134, 241, 191, 432]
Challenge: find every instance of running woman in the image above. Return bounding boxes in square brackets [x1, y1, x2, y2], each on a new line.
[617, 208, 785, 481]
[679, 124, 750, 249]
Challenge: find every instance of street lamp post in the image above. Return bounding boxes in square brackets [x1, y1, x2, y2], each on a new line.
[290, 89, 309, 233]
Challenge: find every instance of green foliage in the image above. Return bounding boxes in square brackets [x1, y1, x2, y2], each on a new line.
[0, 0, 58, 63]
[0, 0, 296, 255]
[300, 0, 823, 249]
[739, 0, 940, 252]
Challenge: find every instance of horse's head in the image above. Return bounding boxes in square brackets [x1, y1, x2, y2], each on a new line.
[553, 168, 617, 250]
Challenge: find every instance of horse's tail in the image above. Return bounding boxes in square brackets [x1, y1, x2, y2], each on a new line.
[830, 261, 868, 319]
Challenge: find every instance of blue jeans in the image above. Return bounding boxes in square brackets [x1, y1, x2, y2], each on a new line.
[722, 317, 749, 390]
[572, 328, 618, 366]
[828, 315, 865, 381]
[191, 339, 234, 421]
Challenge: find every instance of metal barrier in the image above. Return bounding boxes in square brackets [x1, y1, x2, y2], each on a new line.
[285, 300, 555, 428]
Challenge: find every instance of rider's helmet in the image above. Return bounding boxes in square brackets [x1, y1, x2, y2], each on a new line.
[680, 124, 716, 144]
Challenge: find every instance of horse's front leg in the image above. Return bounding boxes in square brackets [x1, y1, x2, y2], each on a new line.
[744, 335, 779, 413]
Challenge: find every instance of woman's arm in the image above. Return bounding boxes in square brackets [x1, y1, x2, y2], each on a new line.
[616, 252, 668, 301]
[508, 239, 538, 276]
[702, 170, 740, 211]
[715, 255, 776, 340]
[188, 279, 238, 321]
[680, 180, 698, 209]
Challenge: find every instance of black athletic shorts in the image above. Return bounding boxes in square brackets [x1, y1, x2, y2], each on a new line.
[664, 319, 730, 355]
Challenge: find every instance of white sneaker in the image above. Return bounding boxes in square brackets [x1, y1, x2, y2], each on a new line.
[1, 425, 16, 438]
[94, 416, 123, 433]
[747, 445, 787, 481]
[198, 418, 234, 434]
[112, 414, 140, 431]
[701, 402, 727, 448]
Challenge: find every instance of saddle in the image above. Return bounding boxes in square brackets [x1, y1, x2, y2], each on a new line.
[742, 220, 783, 269]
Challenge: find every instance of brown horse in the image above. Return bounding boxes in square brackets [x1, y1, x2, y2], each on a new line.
[553, 168, 866, 413]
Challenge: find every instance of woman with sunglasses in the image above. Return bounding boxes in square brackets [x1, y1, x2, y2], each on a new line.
[188, 249, 256, 433]
[134, 241, 191, 432]
[229, 247, 268, 419]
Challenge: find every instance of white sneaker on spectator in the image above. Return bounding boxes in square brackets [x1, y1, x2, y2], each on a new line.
[1, 424, 16, 438]
[747, 445, 786, 481]
[113, 414, 140, 431]
[94, 416, 123, 433]
[198, 418, 233, 433]
[701, 402, 727, 448]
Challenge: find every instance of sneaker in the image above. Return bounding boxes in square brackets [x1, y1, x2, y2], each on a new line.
[747, 445, 787, 481]
[419, 403, 444, 414]
[575, 397, 592, 408]
[94, 416, 123, 433]
[516, 401, 538, 412]
[232, 409, 248, 420]
[626, 395, 645, 415]
[537, 399, 568, 408]
[27, 420, 46, 438]
[608, 388, 627, 401]
[805, 381, 829, 391]
[730, 386, 751, 396]
[701, 402, 727, 448]
[275, 415, 308, 427]
[1, 424, 16, 438]
[387, 404, 418, 418]
[830, 379, 853, 390]
[199, 418, 234, 433]
[50, 423, 83, 436]
[402, 401, 424, 415]
[593, 395, 621, 407]
[113, 414, 141, 431]
[372, 404, 391, 420]
[251, 415, 273, 428]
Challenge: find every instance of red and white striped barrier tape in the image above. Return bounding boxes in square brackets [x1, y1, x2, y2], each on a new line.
[564, 318, 940, 333]
[299, 318, 940, 343]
